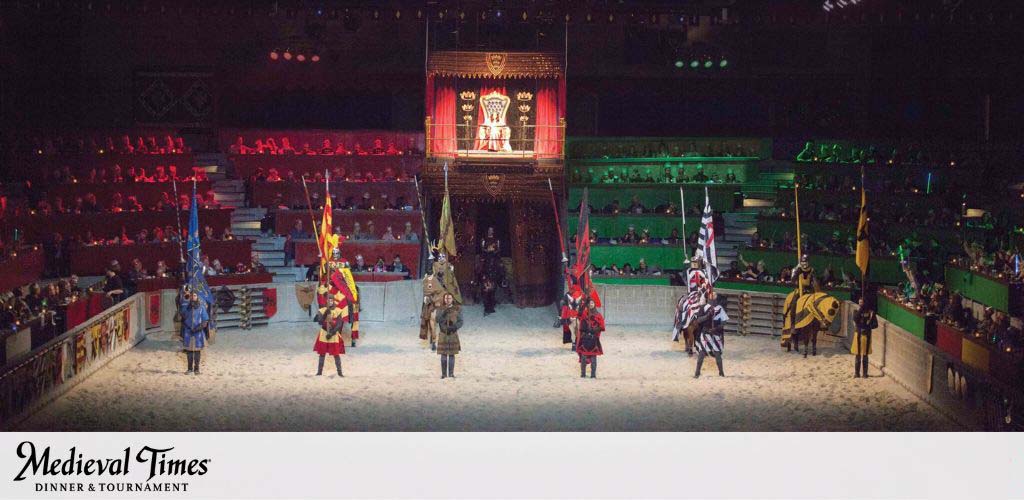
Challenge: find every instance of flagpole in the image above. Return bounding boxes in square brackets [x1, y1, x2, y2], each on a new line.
[704, 186, 713, 285]
[795, 181, 803, 298]
[680, 186, 688, 260]
[859, 165, 867, 300]
[320, 169, 330, 279]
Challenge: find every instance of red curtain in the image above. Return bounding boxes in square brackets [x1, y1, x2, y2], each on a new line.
[535, 79, 561, 156]
[430, 76, 457, 154]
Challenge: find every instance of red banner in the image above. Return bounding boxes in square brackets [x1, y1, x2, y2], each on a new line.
[262, 288, 277, 319]
[147, 293, 161, 328]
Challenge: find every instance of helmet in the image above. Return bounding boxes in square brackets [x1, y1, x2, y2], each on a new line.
[799, 254, 810, 269]
[331, 247, 341, 260]
[690, 255, 703, 269]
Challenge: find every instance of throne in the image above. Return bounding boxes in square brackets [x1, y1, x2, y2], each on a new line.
[475, 91, 512, 152]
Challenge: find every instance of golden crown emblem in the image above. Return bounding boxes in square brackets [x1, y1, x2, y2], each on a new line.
[459, 91, 477, 101]
[516, 91, 533, 101]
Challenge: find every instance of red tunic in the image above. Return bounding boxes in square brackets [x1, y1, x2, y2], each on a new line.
[313, 310, 346, 356]
[576, 308, 605, 357]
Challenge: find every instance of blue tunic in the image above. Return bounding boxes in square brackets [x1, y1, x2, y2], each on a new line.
[180, 299, 210, 351]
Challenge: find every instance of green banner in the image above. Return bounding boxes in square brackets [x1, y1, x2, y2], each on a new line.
[569, 215, 702, 240]
[944, 266, 1009, 313]
[738, 248, 903, 284]
[569, 184, 737, 215]
[589, 244, 688, 270]
[877, 294, 926, 339]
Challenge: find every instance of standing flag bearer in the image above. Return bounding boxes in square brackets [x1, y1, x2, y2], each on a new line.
[852, 167, 876, 377]
[181, 181, 213, 374]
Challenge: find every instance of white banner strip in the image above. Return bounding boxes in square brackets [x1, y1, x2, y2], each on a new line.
[0, 432, 1017, 499]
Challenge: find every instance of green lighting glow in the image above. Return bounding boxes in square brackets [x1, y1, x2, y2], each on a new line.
[720, 59, 728, 67]
[674, 60, 684, 68]
[704, 60, 713, 68]
[689, 60, 699, 68]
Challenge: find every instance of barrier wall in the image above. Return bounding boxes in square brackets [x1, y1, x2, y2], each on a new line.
[0, 294, 145, 429]
[843, 303, 1014, 430]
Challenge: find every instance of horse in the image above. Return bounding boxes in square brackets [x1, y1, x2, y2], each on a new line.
[672, 291, 706, 356]
[781, 291, 840, 358]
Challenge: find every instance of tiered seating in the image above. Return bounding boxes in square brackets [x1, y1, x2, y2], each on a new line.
[566, 137, 761, 273]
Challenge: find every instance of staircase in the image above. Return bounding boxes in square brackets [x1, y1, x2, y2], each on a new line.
[719, 211, 758, 266]
[715, 288, 842, 347]
[193, 152, 231, 181]
[231, 207, 266, 237]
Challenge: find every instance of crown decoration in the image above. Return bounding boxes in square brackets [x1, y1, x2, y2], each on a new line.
[461, 104, 475, 112]
[516, 91, 533, 101]
[460, 91, 477, 101]
[517, 104, 531, 113]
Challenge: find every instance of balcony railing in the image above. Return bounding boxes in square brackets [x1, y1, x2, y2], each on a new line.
[425, 117, 565, 160]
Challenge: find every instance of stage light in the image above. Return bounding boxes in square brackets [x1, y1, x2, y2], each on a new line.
[394, 10, 401, 20]
[720, 59, 729, 67]
[269, 50, 279, 61]
[311, 54, 320, 63]
[704, 60, 713, 68]
[690, 60, 699, 68]
[297, 54, 306, 62]
[674, 60, 685, 68]
[283, 50, 293, 61]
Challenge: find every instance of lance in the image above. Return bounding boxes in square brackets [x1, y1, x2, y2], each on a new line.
[171, 179, 186, 277]
[680, 186, 689, 260]
[413, 175, 432, 249]
[795, 180, 804, 298]
[547, 178, 568, 265]
[301, 174, 324, 282]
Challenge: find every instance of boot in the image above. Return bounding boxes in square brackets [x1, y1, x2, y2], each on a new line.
[862, 356, 869, 378]
[317, 354, 325, 376]
[854, 355, 861, 378]
[590, 356, 597, 379]
[186, 351, 194, 373]
[715, 353, 724, 377]
[334, 355, 343, 377]
[441, 356, 448, 379]
[193, 351, 201, 375]
[694, 352, 705, 378]
[580, 360, 586, 378]
[447, 355, 455, 378]
[351, 339, 356, 347]
[571, 342, 576, 352]
[431, 341, 437, 352]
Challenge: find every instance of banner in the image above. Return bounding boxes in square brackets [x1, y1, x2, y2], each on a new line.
[147, 293, 161, 328]
[0, 301, 133, 426]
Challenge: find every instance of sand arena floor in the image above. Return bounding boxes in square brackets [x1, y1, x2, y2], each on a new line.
[17, 305, 958, 431]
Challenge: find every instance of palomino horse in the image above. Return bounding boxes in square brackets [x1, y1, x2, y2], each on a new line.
[781, 291, 840, 358]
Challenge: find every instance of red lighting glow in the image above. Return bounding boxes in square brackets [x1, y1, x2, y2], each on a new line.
[283, 51, 293, 60]
[296, 54, 306, 62]
[269, 51, 279, 60]
[311, 54, 321, 62]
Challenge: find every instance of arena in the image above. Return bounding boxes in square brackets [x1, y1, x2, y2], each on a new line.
[14, 305, 955, 432]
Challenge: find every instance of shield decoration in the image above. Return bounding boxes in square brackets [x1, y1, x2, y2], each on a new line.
[484, 174, 504, 197]
[486, 52, 508, 76]
[216, 286, 236, 313]
[263, 288, 278, 318]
